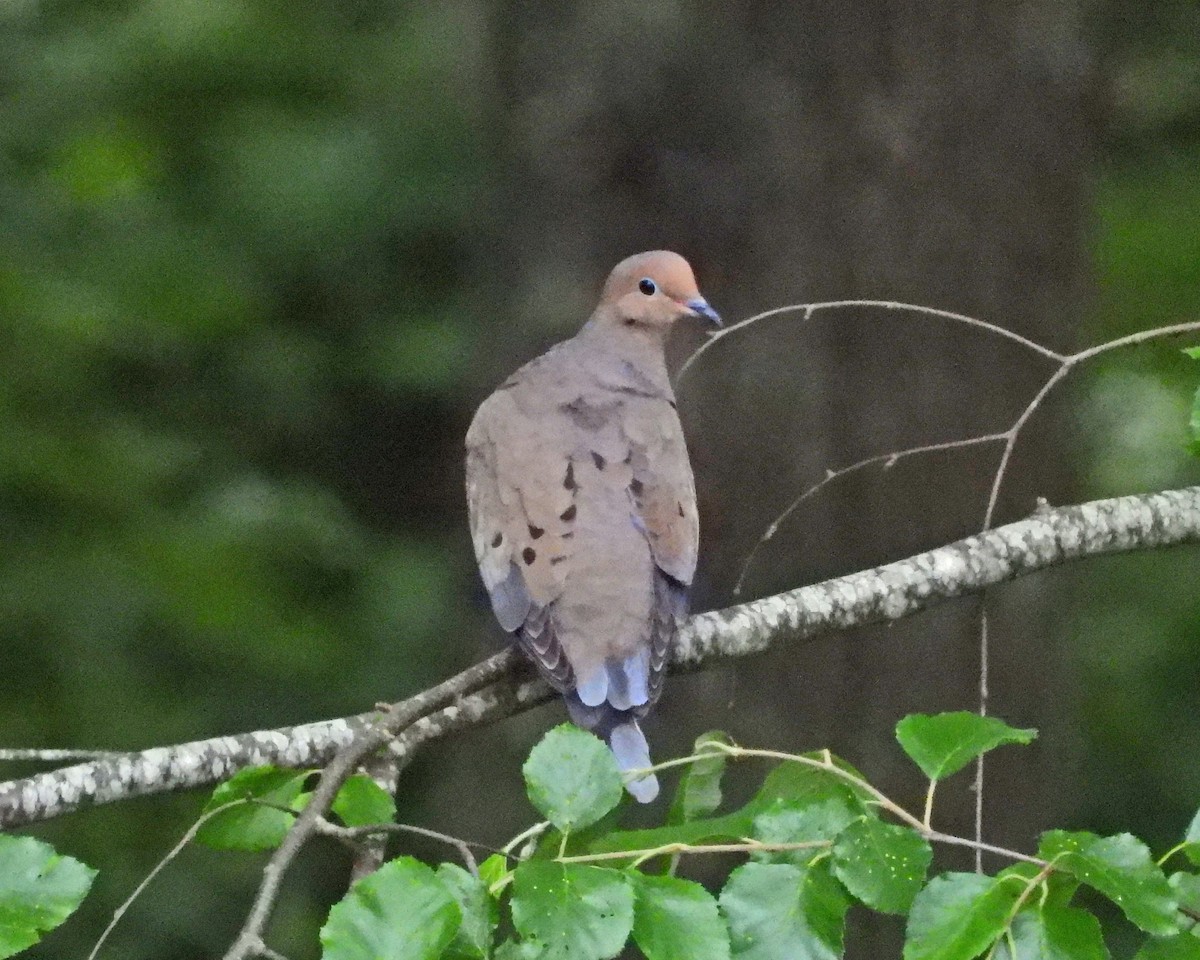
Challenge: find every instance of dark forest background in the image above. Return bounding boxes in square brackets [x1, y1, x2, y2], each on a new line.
[1, 1, 1198, 957]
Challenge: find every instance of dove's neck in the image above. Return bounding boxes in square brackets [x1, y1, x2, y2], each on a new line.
[577, 309, 672, 397]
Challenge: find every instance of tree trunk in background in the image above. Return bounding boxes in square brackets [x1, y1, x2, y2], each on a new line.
[460, 5, 1094, 949]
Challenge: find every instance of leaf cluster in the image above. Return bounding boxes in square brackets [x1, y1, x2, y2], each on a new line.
[5, 713, 1200, 959]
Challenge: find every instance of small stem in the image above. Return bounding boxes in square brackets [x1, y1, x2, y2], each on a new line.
[253, 942, 293, 960]
[706, 742, 926, 831]
[503, 821, 551, 857]
[1157, 841, 1190, 867]
[926, 830, 1046, 867]
[923, 780, 937, 831]
[0, 748, 122, 763]
[315, 818, 485, 876]
[87, 800, 249, 960]
[556, 839, 831, 866]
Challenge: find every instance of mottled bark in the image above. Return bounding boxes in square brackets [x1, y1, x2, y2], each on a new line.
[3, 486, 1195, 831]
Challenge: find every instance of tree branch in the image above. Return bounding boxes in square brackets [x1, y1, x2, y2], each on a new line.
[2, 485, 1198, 831]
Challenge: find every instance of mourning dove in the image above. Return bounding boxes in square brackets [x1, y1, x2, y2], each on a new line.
[465, 251, 719, 803]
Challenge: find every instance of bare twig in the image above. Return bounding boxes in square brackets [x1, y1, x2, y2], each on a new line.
[347, 752, 404, 883]
[972, 318, 1200, 864]
[0, 748, 122, 763]
[675, 299, 1065, 385]
[222, 648, 519, 960]
[974, 607, 990, 873]
[314, 818, 485, 875]
[87, 800, 248, 960]
[693, 304, 1200, 872]
[555, 838, 833, 866]
[733, 432, 1009, 596]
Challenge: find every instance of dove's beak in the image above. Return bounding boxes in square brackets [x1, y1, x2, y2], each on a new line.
[685, 297, 722, 328]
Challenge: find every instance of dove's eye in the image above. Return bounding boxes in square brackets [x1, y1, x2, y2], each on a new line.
[638, 278, 656, 296]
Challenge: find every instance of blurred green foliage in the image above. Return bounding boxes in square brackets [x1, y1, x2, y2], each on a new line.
[0, 0, 492, 954]
[1073, 9, 1200, 946]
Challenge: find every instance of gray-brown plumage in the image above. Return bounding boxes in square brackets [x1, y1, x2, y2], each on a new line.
[465, 251, 719, 802]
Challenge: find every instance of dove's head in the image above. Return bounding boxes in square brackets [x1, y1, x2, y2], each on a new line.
[594, 251, 721, 335]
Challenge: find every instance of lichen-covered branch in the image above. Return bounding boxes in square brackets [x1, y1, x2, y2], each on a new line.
[2, 485, 1198, 831]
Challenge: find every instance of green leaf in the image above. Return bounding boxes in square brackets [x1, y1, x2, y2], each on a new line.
[523, 725, 624, 832]
[1135, 936, 1200, 960]
[1169, 872, 1200, 915]
[719, 861, 849, 960]
[632, 873, 732, 960]
[668, 731, 734, 825]
[1184, 809, 1200, 868]
[494, 941, 541, 960]
[436, 863, 494, 960]
[992, 903, 1109, 960]
[510, 862, 634, 960]
[1039, 831, 1177, 935]
[593, 751, 868, 862]
[750, 797, 857, 865]
[896, 713, 1037, 781]
[752, 753, 874, 810]
[589, 812, 756, 861]
[0, 836, 96, 959]
[319, 856, 460, 960]
[832, 817, 932, 914]
[197, 765, 311, 851]
[903, 872, 1019, 960]
[479, 853, 509, 894]
[997, 863, 1079, 910]
[332, 774, 396, 828]
[1190, 384, 1200, 457]
[1188, 348, 1200, 455]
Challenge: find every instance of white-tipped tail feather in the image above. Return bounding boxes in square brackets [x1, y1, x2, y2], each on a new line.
[610, 719, 659, 803]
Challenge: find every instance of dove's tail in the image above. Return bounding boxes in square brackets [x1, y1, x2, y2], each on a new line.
[565, 694, 660, 803]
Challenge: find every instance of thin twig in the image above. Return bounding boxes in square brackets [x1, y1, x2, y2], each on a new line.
[923, 780, 937, 831]
[697, 305, 1200, 875]
[702, 742, 926, 832]
[502, 820, 552, 857]
[87, 800, 249, 960]
[0, 748, 122, 763]
[925, 830, 1045, 867]
[974, 607, 990, 873]
[222, 648, 519, 960]
[733, 432, 1009, 596]
[972, 317, 1200, 864]
[637, 741, 1046, 867]
[315, 818, 485, 875]
[348, 752, 403, 883]
[675, 299, 1065, 384]
[555, 838, 832, 866]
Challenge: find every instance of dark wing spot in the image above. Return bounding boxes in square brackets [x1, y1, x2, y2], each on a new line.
[668, 399, 677, 409]
[528, 524, 544, 539]
[561, 531, 575, 539]
[591, 451, 606, 470]
[560, 504, 576, 522]
[564, 462, 577, 490]
[491, 532, 503, 548]
[560, 397, 611, 431]
[522, 547, 537, 565]
[678, 501, 686, 517]
[550, 555, 567, 565]
[629, 478, 644, 496]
